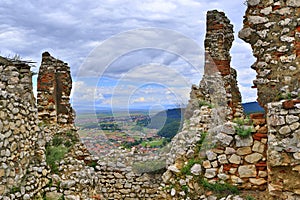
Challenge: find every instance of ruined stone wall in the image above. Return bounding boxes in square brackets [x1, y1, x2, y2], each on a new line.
[239, 0, 300, 107]
[0, 53, 167, 200]
[0, 58, 49, 199]
[160, 10, 256, 199]
[43, 143, 165, 200]
[239, 0, 300, 199]
[201, 113, 268, 190]
[37, 52, 74, 128]
[204, 10, 244, 119]
[0, 57, 35, 105]
[267, 100, 300, 199]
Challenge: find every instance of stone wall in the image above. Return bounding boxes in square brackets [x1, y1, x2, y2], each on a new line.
[267, 100, 300, 199]
[0, 57, 35, 105]
[0, 53, 167, 200]
[204, 10, 244, 119]
[160, 10, 252, 199]
[239, 0, 300, 107]
[0, 57, 49, 199]
[54, 143, 164, 200]
[240, 0, 300, 199]
[201, 113, 268, 190]
[37, 52, 74, 128]
[2, 2, 300, 198]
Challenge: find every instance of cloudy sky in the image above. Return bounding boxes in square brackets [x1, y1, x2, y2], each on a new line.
[0, 0, 256, 111]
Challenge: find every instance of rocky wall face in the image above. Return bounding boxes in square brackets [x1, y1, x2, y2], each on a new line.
[200, 113, 268, 190]
[267, 100, 300, 198]
[0, 58, 35, 105]
[37, 52, 74, 128]
[0, 60, 48, 198]
[240, 1, 300, 198]
[239, 0, 300, 107]
[204, 10, 243, 119]
[161, 10, 248, 199]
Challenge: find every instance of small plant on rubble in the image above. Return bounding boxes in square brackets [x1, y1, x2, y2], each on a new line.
[198, 100, 213, 109]
[233, 118, 253, 138]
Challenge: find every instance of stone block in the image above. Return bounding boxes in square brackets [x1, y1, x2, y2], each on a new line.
[238, 165, 257, 178]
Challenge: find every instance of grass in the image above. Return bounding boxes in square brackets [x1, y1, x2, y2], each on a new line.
[181, 185, 189, 193]
[235, 126, 253, 138]
[233, 118, 253, 138]
[52, 135, 63, 146]
[196, 132, 214, 153]
[132, 160, 166, 174]
[181, 158, 202, 175]
[66, 130, 79, 143]
[46, 145, 68, 173]
[199, 178, 239, 196]
[141, 138, 167, 148]
[245, 196, 255, 200]
[45, 131, 78, 173]
[198, 100, 213, 108]
[277, 92, 293, 101]
[87, 160, 98, 169]
[10, 186, 21, 193]
[42, 193, 65, 200]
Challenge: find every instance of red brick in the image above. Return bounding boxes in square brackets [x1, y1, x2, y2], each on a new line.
[255, 162, 267, 167]
[214, 59, 231, 76]
[253, 133, 268, 140]
[274, 52, 285, 58]
[257, 167, 266, 171]
[208, 24, 224, 30]
[272, 5, 281, 10]
[250, 113, 265, 119]
[223, 164, 231, 171]
[282, 100, 295, 109]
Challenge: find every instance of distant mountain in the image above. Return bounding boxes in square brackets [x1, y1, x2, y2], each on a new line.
[242, 102, 264, 114]
[147, 108, 183, 129]
[146, 108, 184, 139]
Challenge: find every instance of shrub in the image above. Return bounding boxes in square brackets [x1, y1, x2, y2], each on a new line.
[46, 145, 68, 173]
[52, 135, 63, 146]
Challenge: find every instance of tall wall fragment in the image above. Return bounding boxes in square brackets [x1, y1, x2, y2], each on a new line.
[0, 57, 48, 197]
[240, 0, 300, 199]
[185, 10, 243, 120]
[37, 52, 75, 128]
[239, 0, 300, 108]
[162, 10, 250, 199]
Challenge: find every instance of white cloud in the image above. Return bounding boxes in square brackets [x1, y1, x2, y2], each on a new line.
[0, 0, 256, 106]
[140, 0, 177, 13]
[238, 84, 257, 103]
[71, 81, 104, 105]
[132, 97, 145, 103]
